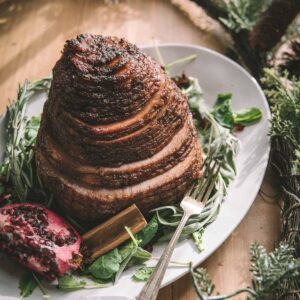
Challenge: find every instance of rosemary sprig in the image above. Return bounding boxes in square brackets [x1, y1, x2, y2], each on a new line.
[0, 77, 52, 203]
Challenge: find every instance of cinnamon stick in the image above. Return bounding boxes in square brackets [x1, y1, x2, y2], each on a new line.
[82, 204, 147, 261]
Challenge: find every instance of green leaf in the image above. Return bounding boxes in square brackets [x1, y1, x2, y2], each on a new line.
[212, 94, 263, 130]
[192, 228, 204, 252]
[212, 93, 234, 130]
[114, 249, 136, 283]
[118, 240, 137, 261]
[114, 229, 152, 282]
[136, 216, 159, 247]
[58, 275, 87, 291]
[58, 274, 111, 291]
[129, 247, 152, 267]
[133, 247, 152, 262]
[233, 107, 263, 126]
[19, 271, 38, 299]
[86, 223, 153, 283]
[88, 248, 122, 280]
[132, 266, 154, 282]
[117, 217, 158, 262]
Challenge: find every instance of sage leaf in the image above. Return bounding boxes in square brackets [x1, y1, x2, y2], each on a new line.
[192, 228, 204, 252]
[58, 275, 87, 291]
[127, 247, 152, 268]
[58, 274, 111, 291]
[132, 267, 154, 282]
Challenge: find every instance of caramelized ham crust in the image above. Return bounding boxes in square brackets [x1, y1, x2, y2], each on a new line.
[36, 34, 203, 223]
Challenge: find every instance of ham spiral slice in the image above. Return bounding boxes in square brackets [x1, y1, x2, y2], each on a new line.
[36, 34, 203, 223]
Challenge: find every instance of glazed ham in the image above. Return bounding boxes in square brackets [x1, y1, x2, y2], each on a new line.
[36, 34, 203, 223]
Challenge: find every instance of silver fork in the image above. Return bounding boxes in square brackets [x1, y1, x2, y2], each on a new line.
[137, 157, 220, 300]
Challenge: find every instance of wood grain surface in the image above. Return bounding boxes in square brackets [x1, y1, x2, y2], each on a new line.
[0, 0, 281, 299]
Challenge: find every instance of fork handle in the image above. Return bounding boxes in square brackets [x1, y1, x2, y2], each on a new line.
[137, 212, 191, 300]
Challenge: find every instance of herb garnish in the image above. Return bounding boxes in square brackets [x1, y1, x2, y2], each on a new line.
[211, 93, 262, 130]
[85, 226, 152, 284]
[132, 266, 154, 282]
[58, 274, 111, 291]
[0, 77, 52, 205]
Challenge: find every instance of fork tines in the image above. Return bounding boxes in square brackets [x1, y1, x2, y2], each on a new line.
[190, 155, 221, 203]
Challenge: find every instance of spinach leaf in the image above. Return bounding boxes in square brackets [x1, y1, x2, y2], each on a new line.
[114, 249, 136, 283]
[233, 107, 263, 125]
[133, 247, 152, 262]
[132, 267, 154, 282]
[212, 94, 263, 130]
[87, 223, 154, 283]
[19, 271, 38, 299]
[119, 216, 158, 259]
[136, 216, 158, 247]
[212, 93, 234, 129]
[117, 238, 152, 275]
[88, 248, 122, 280]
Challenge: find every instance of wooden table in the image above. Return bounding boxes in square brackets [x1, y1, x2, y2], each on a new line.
[0, 0, 281, 299]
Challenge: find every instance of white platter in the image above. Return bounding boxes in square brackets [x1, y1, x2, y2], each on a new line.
[0, 44, 270, 300]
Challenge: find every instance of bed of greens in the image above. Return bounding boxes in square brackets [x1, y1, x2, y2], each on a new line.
[0, 59, 263, 298]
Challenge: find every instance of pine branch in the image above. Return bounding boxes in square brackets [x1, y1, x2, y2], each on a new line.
[219, 0, 272, 32]
[191, 243, 300, 300]
[261, 68, 300, 299]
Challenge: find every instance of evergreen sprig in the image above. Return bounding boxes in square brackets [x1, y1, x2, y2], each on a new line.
[262, 68, 300, 175]
[191, 243, 300, 300]
[250, 243, 300, 299]
[219, 0, 272, 32]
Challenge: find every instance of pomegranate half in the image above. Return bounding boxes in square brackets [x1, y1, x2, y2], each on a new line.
[0, 203, 82, 280]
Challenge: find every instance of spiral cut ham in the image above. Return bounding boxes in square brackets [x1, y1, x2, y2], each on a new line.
[36, 34, 203, 223]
